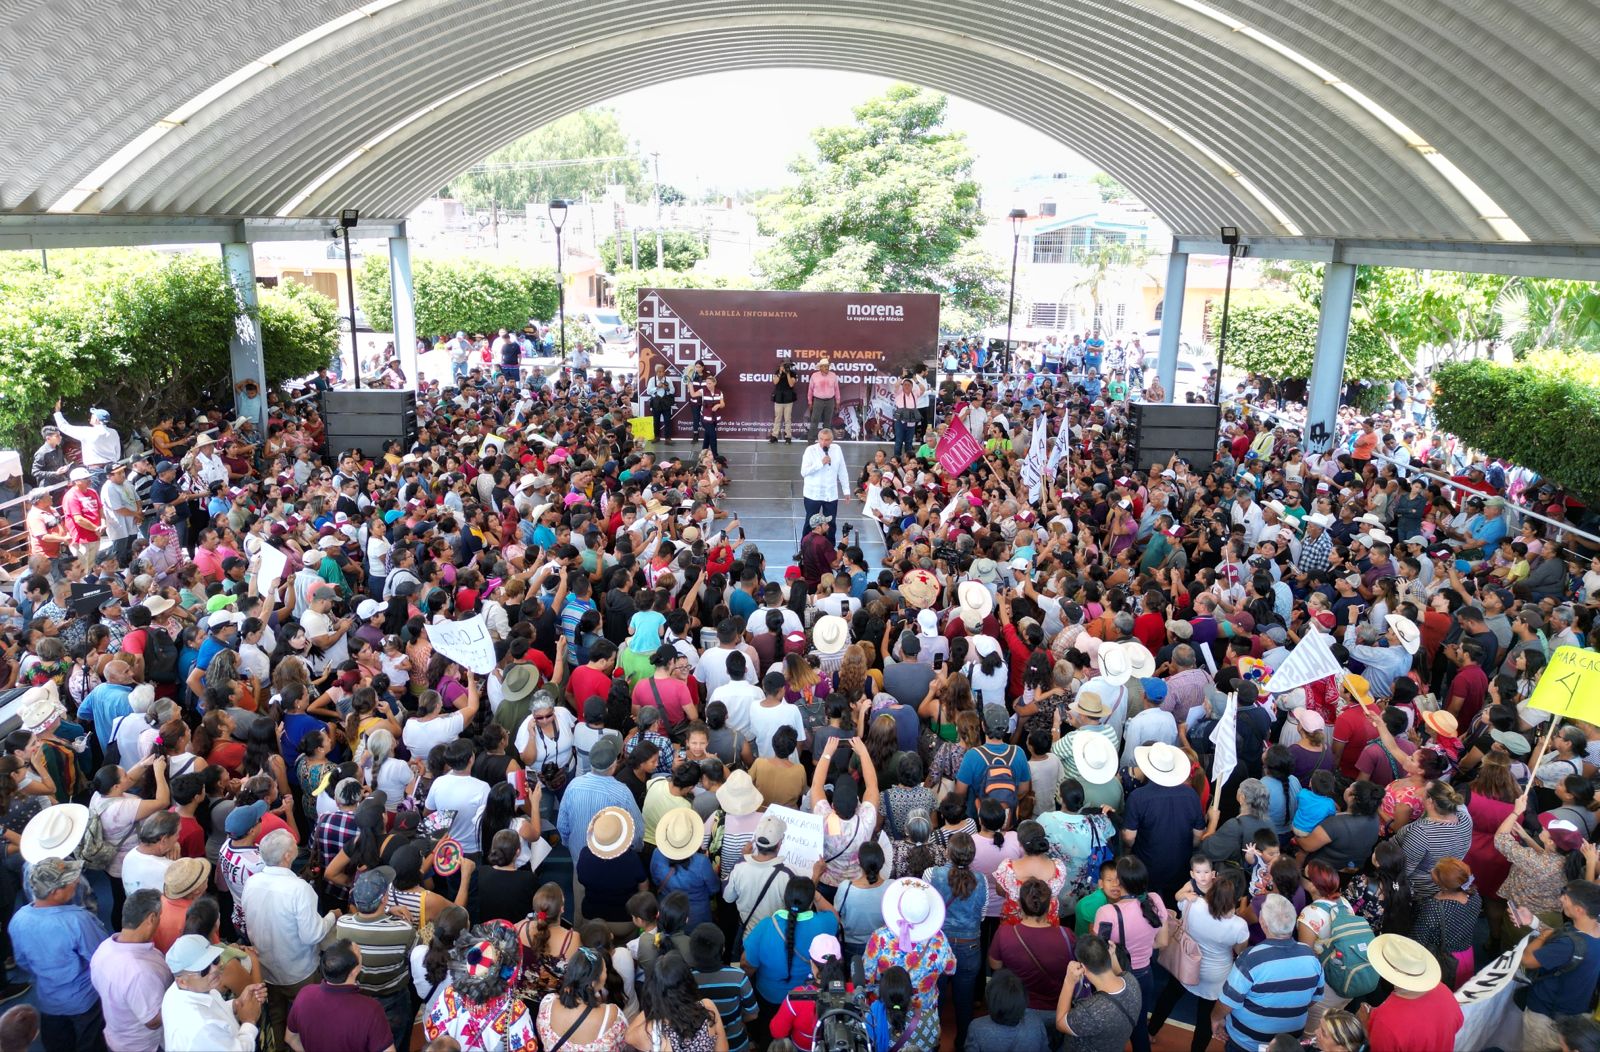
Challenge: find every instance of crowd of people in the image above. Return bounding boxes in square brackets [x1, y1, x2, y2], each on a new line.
[0, 345, 1597, 1052]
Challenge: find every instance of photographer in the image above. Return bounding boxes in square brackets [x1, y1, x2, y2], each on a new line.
[772, 362, 798, 444]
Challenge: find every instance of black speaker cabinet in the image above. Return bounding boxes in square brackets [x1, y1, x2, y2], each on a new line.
[321, 389, 418, 459]
[1129, 402, 1221, 471]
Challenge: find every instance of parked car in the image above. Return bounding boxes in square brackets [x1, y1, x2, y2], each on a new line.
[581, 309, 633, 347]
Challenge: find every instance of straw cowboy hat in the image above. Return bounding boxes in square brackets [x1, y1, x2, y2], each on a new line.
[21, 803, 90, 864]
[1343, 672, 1375, 707]
[1367, 934, 1441, 993]
[1385, 614, 1421, 654]
[1134, 742, 1193, 788]
[1098, 641, 1132, 686]
[813, 615, 850, 656]
[1421, 709, 1460, 740]
[586, 807, 635, 861]
[899, 569, 940, 610]
[881, 878, 947, 943]
[15, 685, 64, 735]
[1071, 732, 1119, 785]
[656, 808, 703, 862]
[715, 771, 763, 817]
[1071, 690, 1110, 721]
[956, 581, 993, 629]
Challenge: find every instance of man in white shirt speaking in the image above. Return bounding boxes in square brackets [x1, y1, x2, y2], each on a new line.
[800, 428, 852, 546]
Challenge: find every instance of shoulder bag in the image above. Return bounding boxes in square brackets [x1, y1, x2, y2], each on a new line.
[1157, 903, 1204, 987]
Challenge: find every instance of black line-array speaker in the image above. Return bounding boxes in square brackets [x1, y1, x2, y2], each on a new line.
[1129, 402, 1221, 471]
[320, 389, 417, 460]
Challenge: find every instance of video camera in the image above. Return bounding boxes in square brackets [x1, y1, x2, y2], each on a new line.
[789, 958, 874, 1052]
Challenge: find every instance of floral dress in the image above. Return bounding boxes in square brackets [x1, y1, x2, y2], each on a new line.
[1379, 779, 1426, 835]
[995, 858, 1070, 924]
[534, 997, 626, 1052]
[424, 984, 538, 1051]
[863, 927, 955, 1050]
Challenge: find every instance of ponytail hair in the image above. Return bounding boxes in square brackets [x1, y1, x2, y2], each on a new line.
[980, 649, 1003, 676]
[1114, 856, 1163, 930]
[780, 876, 816, 976]
[878, 965, 914, 1035]
[977, 798, 1007, 849]
[857, 841, 885, 883]
[946, 832, 978, 901]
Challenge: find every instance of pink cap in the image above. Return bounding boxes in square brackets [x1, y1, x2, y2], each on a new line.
[1292, 708, 1326, 734]
[808, 933, 841, 963]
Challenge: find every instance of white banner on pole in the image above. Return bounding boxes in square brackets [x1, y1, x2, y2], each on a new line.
[425, 616, 498, 675]
[1021, 413, 1049, 503]
[1265, 627, 1343, 694]
[1047, 408, 1071, 476]
[1210, 691, 1240, 790]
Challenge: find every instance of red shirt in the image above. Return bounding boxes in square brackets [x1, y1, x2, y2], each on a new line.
[1333, 705, 1377, 779]
[567, 665, 615, 711]
[1133, 612, 1167, 652]
[177, 814, 206, 858]
[60, 487, 101, 545]
[1447, 663, 1489, 725]
[1367, 983, 1462, 1052]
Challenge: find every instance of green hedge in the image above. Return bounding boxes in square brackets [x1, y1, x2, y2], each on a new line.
[0, 249, 336, 454]
[1222, 302, 1409, 381]
[357, 255, 559, 338]
[1433, 353, 1600, 499]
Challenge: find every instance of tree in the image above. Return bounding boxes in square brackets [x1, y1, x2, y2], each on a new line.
[1090, 173, 1134, 204]
[1221, 303, 1408, 381]
[0, 248, 335, 453]
[357, 255, 559, 337]
[598, 230, 707, 273]
[756, 84, 1005, 331]
[1073, 241, 1154, 333]
[1433, 353, 1600, 499]
[446, 109, 645, 211]
[1285, 261, 1507, 363]
[1494, 278, 1600, 356]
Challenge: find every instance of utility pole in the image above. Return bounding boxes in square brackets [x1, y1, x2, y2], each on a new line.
[613, 202, 626, 272]
[652, 151, 663, 269]
[631, 229, 638, 270]
[490, 192, 499, 250]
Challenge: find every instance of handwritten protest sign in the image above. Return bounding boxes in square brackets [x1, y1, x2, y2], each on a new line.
[255, 544, 288, 600]
[764, 804, 827, 871]
[1527, 646, 1600, 724]
[479, 434, 507, 458]
[934, 415, 983, 476]
[425, 616, 497, 675]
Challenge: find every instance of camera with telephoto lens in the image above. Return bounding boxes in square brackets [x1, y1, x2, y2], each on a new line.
[789, 959, 873, 1051]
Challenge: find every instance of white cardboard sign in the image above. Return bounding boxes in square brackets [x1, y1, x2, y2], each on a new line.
[425, 616, 498, 675]
[255, 544, 288, 600]
[764, 804, 827, 871]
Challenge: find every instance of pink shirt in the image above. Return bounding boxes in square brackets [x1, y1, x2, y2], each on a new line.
[1094, 895, 1169, 970]
[809, 370, 841, 400]
[970, 831, 1024, 918]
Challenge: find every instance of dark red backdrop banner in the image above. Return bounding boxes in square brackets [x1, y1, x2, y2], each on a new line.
[635, 288, 939, 440]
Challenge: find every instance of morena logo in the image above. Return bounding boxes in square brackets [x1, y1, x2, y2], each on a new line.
[845, 303, 904, 318]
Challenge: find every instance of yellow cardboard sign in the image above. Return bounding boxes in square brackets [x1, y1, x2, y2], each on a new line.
[1526, 646, 1600, 725]
[629, 416, 655, 440]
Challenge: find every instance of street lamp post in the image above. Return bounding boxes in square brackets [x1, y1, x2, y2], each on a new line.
[1004, 208, 1028, 377]
[1215, 225, 1243, 404]
[338, 208, 361, 389]
[548, 199, 569, 361]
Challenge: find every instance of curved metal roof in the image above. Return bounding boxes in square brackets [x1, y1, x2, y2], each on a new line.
[4, 0, 1598, 242]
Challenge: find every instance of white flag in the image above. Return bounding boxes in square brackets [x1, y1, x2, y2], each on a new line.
[1047, 408, 1071, 476]
[1021, 413, 1049, 503]
[1210, 691, 1240, 791]
[1265, 627, 1343, 694]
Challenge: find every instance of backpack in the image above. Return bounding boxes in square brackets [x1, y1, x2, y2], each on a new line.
[1312, 899, 1379, 998]
[81, 800, 139, 870]
[144, 629, 179, 684]
[975, 745, 1020, 812]
[1079, 816, 1116, 892]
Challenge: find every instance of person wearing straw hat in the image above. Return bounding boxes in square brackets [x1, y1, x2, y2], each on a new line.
[650, 807, 719, 929]
[863, 877, 955, 1050]
[1124, 742, 1204, 903]
[573, 806, 646, 938]
[1364, 934, 1463, 1051]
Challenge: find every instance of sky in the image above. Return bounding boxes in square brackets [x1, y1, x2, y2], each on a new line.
[606, 69, 1099, 205]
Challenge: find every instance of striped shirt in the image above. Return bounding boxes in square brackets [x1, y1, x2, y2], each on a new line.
[335, 914, 416, 996]
[1219, 938, 1325, 1049]
[558, 596, 596, 650]
[693, 966, 758, 1052]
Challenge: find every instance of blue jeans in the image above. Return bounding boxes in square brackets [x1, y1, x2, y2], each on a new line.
[802, 497, 838, 546]
[378, 987, 414, 1052]
[893, 419, 916, 457]
[1129, 965, 1155, 1052]
[946, 937, 981, 1050]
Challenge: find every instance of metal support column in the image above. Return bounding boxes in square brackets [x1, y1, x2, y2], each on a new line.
[1156, 248, 1188, 402]
[221, 242, 267, 430]
[388, 234, 418, 389]
[1303, 261, 1358, 454]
